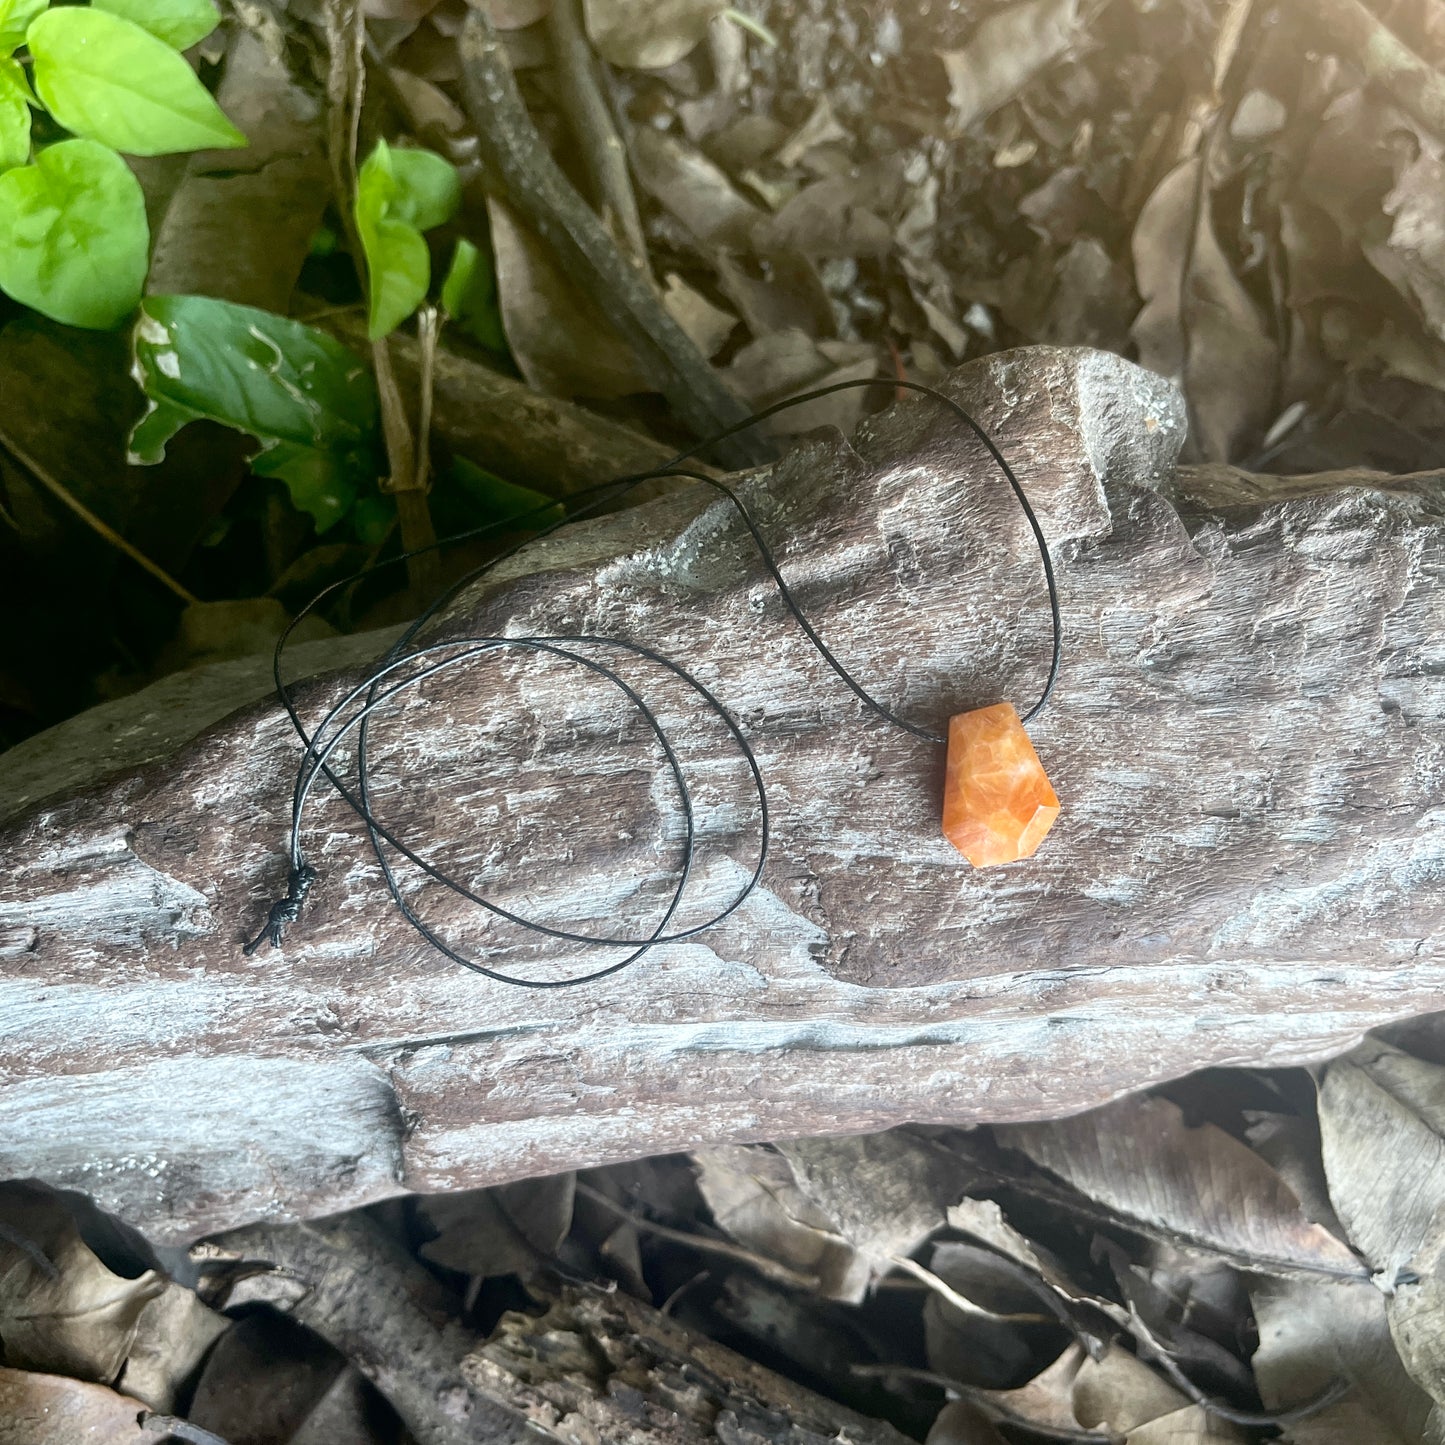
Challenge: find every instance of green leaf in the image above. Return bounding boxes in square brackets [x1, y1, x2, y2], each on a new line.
[449, 458, 562, 527]
[0, 139, 147, 328]
[387, 145, 460, 231]
[349, 494, 396, 546]
[129, 295, 381, 532]
[0, 58, 32, 171]
[250, 442, 358, 533]
[28, 8, 245, 156]
[441, 237, 507, 352]
[354, 139, 460, 340]
[0, 0, 45, 52]
[93, 0, 220, 50]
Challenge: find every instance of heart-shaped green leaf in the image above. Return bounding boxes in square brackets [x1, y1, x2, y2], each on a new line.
[28, 8, 244, 156]
[0, 57, 32, 170]
[355, 138, 460, 339]
[0, 0, 45, 52]
[0, 139, 148, 328]
[93, 0, 220, 50]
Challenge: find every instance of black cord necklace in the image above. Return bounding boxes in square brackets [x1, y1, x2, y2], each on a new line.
[244, 378, 1061, 983]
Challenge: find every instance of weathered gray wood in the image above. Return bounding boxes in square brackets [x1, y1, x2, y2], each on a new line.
[217, 1213, 910, 1445]
[3, 345, 1443, 1243]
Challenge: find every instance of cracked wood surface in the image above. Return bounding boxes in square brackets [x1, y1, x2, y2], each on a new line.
[2, 346, 1442, 1242]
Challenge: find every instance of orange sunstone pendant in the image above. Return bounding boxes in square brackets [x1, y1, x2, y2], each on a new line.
[942, 702, 1060, 867]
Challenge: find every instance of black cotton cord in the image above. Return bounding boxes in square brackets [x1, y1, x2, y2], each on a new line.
[246, 377, 1061, 980]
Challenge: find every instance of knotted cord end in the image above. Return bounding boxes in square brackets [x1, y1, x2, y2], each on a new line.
[242, 864, 318, 955]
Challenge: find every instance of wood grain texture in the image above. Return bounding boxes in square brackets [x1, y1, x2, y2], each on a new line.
[3, 345, 1442, 1243]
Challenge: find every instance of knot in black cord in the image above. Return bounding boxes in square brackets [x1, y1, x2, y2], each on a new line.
[243, 863, 318, 955]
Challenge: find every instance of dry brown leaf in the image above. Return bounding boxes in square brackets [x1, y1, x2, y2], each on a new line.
[772, 1132, 975, 1303]
[146, 30, 330, 316]
[922, 1242, 1065, 1389]
[995, 1093, 1364, 1279]
[485, 197, 649, 399]
[1318, 1040, 1445, 1418]
[1131, 157, 1279, 461]
[581, 0, 722, 69]
[774, 96, 849, 171]
[1073, 1348, 1246, 1443]
[462, 0, 551, 27]
[0, 1367, 151, 1444]
[631, 129, 763, 250]
[969, 1343, 1089, 1436]
[925, 1399, 1009, 1445]
[693, 1145, 857, 1294]
[937, 0, 1081, 132]
[661, 274, 738, 358]
[713, 252, 835, 337]
[1377, 147, 1445, 343]
[388, 67, 469, 136]
[1251, 1276, 1435, 1444]
[0, 1180, 165, 1384]
[1242, 1109, 1347, 1245]
[720, 331, 878, 437]
[364, 0, 441, 22]
[115, 1281, 229, 1412]
[752, 163, 903, 258]
[419, 1173, 575, 1279]
[1318, 1041, 1445, 1285]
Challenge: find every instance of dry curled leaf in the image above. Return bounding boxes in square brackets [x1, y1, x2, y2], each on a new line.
[1251, 1276, 1435, 1444]
[115, 1281, 228, 1412]
[720, 330, 877, 436]
[0, 1180, 165, 1384]
[1378, 147, 1445, 344]
[1318, 1040, 1445, 1418]
[968, 1343, 1090, 1438]
[1132, 157, 1279, 461]
[1073, 1347, 1246, 1444]
[925, 1398, 1009, 1445]
[146, 30, 330, 316]
[995, 1093, 1364, 1279]
[661, 274, 738, 358]
[418, 1174, 576, 1279]
[485, 196, 649, 399]
[938, 0, 1080, 132]
[693, 1145, 855, 1292]
[462, 0, 551, 27]
[581, 0, 722, 69]
[772, 1133, 975, 1303]
[631, 128, 762, 250]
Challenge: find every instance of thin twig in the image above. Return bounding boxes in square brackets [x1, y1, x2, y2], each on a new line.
[457, 9, 768, 470]
[0, 433, 198, 605]
[414, 305, 439, 495]
[546, 0, 648, 268]
[887, 1253, 1054, 1325]
[140, 1415, 234, 1445]
[1126, 1304, 1351, 1429]
[576, 1182, 821, 1291]
[850, 1364, 1110, 1445]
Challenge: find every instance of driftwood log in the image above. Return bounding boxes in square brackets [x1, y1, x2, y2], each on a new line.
[2, 345, 1443, 1243]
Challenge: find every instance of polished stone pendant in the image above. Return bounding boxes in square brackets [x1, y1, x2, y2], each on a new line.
[942, 702, 1059, 866]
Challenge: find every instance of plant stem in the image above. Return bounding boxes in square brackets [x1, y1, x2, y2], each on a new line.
[0, 432, 198, 606]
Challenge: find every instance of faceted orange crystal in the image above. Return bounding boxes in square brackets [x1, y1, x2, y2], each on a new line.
[942, 702, 1059, 866]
